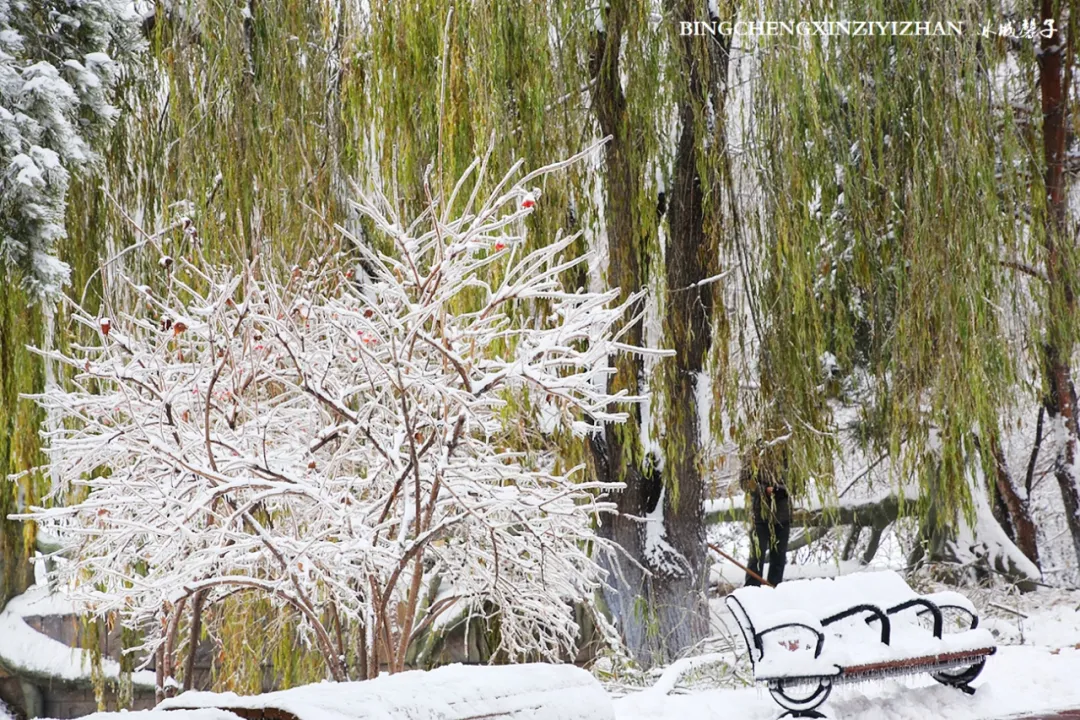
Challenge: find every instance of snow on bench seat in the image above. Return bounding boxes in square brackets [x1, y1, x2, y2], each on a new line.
[158, 663, 614, 720]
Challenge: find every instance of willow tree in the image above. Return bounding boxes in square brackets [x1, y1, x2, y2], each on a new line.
[585, 0, 738, 666]
[745, 0, 1049, 576]
[1033, 0, 1080, 573]
[0, 0, 140, 611]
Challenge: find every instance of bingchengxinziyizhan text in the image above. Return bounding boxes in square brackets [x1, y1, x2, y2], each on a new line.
[679, 18, 1056, 38]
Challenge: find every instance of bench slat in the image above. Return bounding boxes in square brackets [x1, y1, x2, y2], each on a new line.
[840, 647, 995, 678]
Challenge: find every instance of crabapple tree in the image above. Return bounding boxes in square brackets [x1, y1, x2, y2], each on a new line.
[23, 144, 649, 687]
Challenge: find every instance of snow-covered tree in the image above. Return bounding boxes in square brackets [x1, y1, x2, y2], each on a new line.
[22, 145, 649, 685]
[0, 0, 141, 297]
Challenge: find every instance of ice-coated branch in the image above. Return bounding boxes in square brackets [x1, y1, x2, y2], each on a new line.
[20, 143, 647, 680]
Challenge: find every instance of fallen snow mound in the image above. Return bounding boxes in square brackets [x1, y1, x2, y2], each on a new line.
[77, 711, 242, 720]
[159, 663, 615, 720]
[0, 584, 156, 687]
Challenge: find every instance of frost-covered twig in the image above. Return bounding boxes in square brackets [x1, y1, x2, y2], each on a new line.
[19, 145, 646, 684]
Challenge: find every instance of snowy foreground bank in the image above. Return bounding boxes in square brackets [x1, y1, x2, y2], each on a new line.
[4, 586, 1080, 720]
[617, 591, 1080, 720]
[616, 643, 1080, 720]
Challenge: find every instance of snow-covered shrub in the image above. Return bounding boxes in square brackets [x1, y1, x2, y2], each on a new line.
[0, 0, 142, 297]
[22, 145, 647, 682]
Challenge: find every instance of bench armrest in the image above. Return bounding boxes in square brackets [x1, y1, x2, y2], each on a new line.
[726, 595, 825, 667]
[922, 591, 980, 629]
[822, 603, 892, 645]
[887, 598, 944, 638]
[725, 594, 759, 662]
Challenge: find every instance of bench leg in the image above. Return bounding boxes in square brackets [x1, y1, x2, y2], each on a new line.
[769, 678, 832, 718]
[931, 658, 986, 695]
[778, 710, 827, 719]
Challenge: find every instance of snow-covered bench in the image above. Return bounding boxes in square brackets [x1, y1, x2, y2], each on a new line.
[725, 571, 996, 718]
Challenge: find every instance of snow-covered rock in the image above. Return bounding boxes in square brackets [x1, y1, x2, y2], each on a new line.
[0, 584, 155, 687]
[159, 664, 614, 720]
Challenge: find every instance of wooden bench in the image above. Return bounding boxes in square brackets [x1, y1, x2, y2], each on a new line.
[725, 571, 996, 718]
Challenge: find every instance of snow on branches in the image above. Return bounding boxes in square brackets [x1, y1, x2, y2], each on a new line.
[0, 0, 141, 297]
[23, 143, 646, 683]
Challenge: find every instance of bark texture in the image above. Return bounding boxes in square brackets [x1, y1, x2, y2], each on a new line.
[1038, 0, 1080, 568]
[652, 34, 713, 657]
[587, 0, 732, 666]
[988, 433, 1041, 569]
[587, 0, 660, 665]
[0, 281, 41, 613]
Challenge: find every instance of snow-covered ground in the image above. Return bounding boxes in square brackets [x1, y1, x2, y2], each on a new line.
[3, 578, 1080, 720]
[616, 645, 1080, 720]
[157, 664, 614, 720]
[612, 587, 1080, 720]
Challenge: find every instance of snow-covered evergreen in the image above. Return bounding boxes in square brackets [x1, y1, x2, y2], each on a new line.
[0, 0, 140, 297]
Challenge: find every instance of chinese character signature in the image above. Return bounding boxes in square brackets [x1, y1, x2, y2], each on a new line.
[981, 18, 1056, 39]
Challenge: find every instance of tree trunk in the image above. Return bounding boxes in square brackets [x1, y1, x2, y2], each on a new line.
[156, 645, 166, 705]
[908, 498, 957, 576]
[162, 596, 188, 698]
[988, 433, 1041, 568]
[650, 0, 732, 660]
[588, 0, 732, 667]
[0, 281, 42, 613]
[1037, 0, 1080, 569]
[587, 0, 659, 662]
[841, 526, 862, 561]
[708, 493, 901, 528]
[183, 590, 206, 691]
[861, 524, 885, 566]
